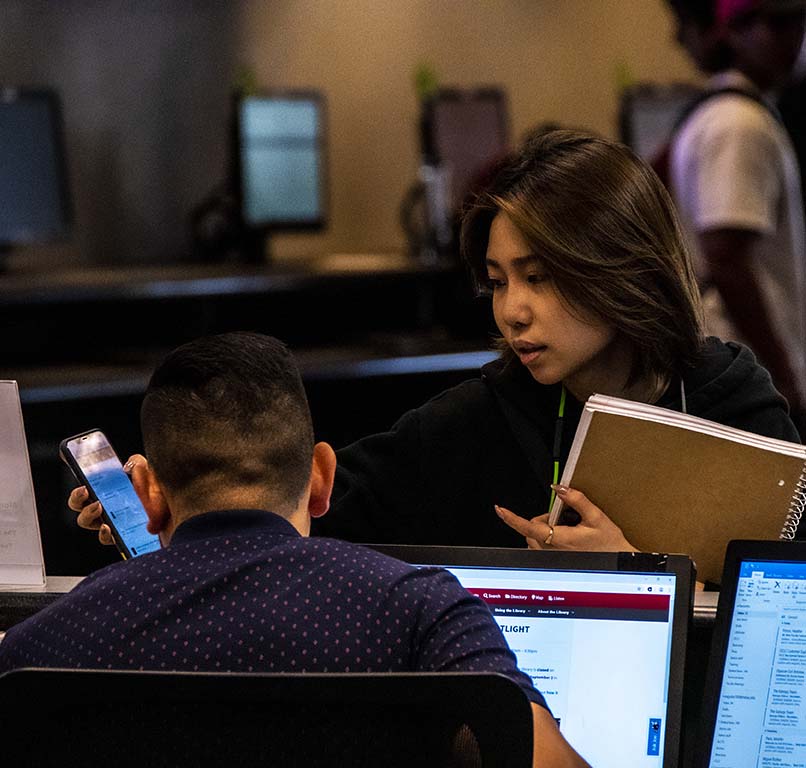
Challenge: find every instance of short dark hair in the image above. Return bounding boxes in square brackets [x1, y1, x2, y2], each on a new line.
[461, 129, 705, 385]
[665, 0, 734, 72]
[718, 0, 806, 28]
[140, 332, 315, 511]
[666, 0, 719, 27]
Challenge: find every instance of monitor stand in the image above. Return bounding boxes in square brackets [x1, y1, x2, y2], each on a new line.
[239, 228, 270, 265]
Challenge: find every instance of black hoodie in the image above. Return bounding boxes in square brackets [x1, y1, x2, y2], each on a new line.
[316, 338, 800, 546]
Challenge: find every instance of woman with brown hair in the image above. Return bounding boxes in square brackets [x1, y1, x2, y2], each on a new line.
[316, 128, 798, 550]
[74, 129, 799, 551]
[461, 127, 712, 551]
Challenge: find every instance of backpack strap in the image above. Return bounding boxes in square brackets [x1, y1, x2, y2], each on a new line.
[673, 86, 783, 135]
[649, 86, 782, 191]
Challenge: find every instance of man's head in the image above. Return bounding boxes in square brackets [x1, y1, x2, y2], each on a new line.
[666, 0, 733, 73]
[717, 0, 806, 25]
[718, 0, 806, 88]
[667, 0, 806, 83]
[135, 332, 335, 542]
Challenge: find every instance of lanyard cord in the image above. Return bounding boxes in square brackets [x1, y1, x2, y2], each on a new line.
[547, 386, 567, 515]
[545, 379, 686, 515]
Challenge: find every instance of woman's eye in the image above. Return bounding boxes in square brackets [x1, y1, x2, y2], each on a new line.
[484, 276, 505, 290]
[527, 273, 547, 285]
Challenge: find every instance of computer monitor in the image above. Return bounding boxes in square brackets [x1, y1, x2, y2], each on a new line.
[231, 90, 327, 262]
[371, 545, 693, 768]
[421, 87, 509, 215]
[697, 539, 806, 767]
[0, 88, 71, 260]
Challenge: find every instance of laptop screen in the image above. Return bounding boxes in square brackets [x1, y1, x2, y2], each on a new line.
[702, 544, 806, 767]
[371, 546, 691, 768]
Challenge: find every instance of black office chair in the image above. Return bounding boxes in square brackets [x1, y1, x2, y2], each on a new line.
[0, 669, 533, 767]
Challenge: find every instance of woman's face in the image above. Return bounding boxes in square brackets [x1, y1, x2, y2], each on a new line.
[485, 212, 630, 400]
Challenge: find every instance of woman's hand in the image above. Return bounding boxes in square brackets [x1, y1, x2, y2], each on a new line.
[67, 453, 146, 547]
[495, 484, 638, 552]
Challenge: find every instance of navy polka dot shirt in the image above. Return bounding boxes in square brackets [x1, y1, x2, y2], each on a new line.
[0, 510, 546, 709]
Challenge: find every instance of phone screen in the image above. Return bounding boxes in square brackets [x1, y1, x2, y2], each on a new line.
[65, 431, 161, 558]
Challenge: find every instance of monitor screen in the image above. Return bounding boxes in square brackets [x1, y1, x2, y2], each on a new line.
[423, 88, 509, 214]
[0, 88, 70, 246]
[437, 564, 677, 767]
[234, 91, 327, 231]
[371, 545, 692, 768]
[707, 557, 806, 767]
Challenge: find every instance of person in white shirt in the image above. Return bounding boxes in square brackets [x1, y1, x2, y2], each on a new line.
[667, 0, 806, 432]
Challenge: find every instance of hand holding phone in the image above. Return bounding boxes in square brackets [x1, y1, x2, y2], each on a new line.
[69, 484, 114, 543]
[60, 429, 161, 559]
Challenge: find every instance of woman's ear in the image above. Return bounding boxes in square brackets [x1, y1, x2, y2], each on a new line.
[129, 456, 171, 534]
[308, 442, 336, 519]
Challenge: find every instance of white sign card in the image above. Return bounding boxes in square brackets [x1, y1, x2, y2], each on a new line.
[0, 381, 46, 586]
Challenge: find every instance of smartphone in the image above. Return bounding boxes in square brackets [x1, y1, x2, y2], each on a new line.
[59, 429, 161, 559]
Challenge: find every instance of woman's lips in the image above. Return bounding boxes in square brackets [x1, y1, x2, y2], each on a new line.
[516, 346, 546, 365]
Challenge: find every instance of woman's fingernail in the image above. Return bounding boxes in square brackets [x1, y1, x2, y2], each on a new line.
[77, 486, 88, 499]
[123, 459, 135, 472]
[494, 504, 504, 517]
[550, 483, 569, 496]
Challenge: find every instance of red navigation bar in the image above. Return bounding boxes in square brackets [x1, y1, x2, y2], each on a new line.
[467, 588, 670, 611]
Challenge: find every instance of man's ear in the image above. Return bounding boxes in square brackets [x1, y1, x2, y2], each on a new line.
[308, 442, 336, 519]
[130, 456, 171, 534]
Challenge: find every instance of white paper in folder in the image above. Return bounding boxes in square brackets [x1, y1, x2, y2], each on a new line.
[0, 381, 46, 587]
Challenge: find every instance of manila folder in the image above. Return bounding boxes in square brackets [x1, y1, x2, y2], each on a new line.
[565, 411, 805, 584]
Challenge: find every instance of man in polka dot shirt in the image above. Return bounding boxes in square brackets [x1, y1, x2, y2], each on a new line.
[1, 332, 587, 767]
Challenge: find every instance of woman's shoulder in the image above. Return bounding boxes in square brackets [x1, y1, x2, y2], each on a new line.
[401, 376, 495, 428]
[685, 338, 777, 403]
[407, 354, 557, 424]
[684, 338, 798, 440]
[388, 358, 494, 421]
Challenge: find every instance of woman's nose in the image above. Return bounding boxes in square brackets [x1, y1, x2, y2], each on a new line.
[499, 285, 532, 328]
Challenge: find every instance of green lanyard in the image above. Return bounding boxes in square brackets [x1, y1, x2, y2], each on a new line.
[547, 386, 567, 515]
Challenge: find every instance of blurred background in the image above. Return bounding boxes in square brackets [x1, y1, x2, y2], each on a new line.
[2, 0, 803, 574]
[1, 0, 699, 268]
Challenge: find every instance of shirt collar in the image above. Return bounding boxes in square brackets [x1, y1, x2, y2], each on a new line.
[170, 509, 301, 546]
[706, 69, 784, 120]
[708, 69, 766, 98]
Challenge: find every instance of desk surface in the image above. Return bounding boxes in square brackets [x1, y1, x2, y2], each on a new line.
[0, 253, 448, 306]
[1, 254, 485, 379]
[0, 576, 84, 633]
[11, 342, 498, 404]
